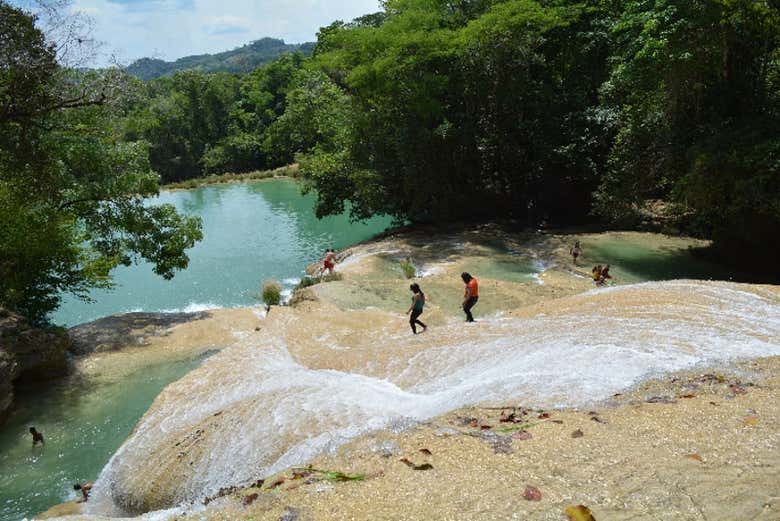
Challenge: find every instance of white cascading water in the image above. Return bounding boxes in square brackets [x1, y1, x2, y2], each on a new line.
[85, 281, 779, 517]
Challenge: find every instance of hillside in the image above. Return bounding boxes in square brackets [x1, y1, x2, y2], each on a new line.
[126, 37, 314, 79]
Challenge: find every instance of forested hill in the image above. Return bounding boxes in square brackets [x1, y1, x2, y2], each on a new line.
[126, 37, 314, 79]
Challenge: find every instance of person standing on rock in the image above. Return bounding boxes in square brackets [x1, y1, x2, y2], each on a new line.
[461, 272, 479, 322]
[570, 240, 582, 266]
[406, 283, 428, 334]
[29, 426, 44, 446]
[322, 248, 336, 276]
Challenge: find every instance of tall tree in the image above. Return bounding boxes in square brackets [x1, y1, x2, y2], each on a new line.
[0, 1, 202, 323]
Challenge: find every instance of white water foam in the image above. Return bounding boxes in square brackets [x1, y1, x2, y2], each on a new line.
[89, 281, 779, 515]
[159, 302, 224, 314]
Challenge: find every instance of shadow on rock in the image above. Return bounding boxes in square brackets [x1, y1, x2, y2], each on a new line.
[69, 311, 212, 356]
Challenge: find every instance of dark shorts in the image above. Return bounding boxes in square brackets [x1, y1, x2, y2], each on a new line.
[463, 296, 478, 310]
[410, 308, 424, 322]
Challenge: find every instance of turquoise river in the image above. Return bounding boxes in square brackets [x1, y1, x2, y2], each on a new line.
[0, 179, 392, 521]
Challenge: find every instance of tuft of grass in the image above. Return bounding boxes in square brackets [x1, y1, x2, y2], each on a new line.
[295, 276, 319, 290]
[399, 258, 416, 279]
[261, 280, 282, 311]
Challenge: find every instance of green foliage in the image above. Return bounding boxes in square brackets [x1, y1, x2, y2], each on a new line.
[261, 280, 282, 308]
[123, 53, 306, 182]
[0, 2, 202, 323]
[295, 276, 319, 290]
[293, 467, 364, 482]
[595, 0, 780, 269]
[126, 38, 314, 80]
[399, 258, 416, 279]
[297, 0, 612, 223]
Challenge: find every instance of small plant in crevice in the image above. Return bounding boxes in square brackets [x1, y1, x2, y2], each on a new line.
[261, 279, 282, 312]
[399, 257, 416, 279]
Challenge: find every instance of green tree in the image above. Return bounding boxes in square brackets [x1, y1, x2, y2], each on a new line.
[596, 0, 780, 269]
[296, 0, 610, 223]
[0, 1, 202, 322]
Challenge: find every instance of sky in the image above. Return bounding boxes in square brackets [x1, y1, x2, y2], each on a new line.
[11, 0, 380, 66]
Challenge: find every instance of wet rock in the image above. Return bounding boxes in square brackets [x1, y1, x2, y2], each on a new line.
[472, 431, 514, 454]
[278, 506, 300, 521]
[368, 439, 401, 458]
[0, 308, 70, 418]
[68, 311, 209, 355]
[435, 426, 460, 437]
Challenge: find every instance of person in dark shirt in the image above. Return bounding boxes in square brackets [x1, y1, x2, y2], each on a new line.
[29, 427, 44, 446]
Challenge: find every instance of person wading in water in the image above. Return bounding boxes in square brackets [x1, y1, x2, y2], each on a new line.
[461, 272, 479, 322]
[406, 283, 427, 334]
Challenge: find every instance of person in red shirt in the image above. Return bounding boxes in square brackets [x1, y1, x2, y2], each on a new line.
[461, 272, 479, 322]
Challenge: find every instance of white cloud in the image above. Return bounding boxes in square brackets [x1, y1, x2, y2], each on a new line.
[61, 0, 381, 66]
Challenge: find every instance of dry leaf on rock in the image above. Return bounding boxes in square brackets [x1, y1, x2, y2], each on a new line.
[522, 485, 542, 501]
[242, 493, 259, 506]
[684, 453, 703, 462]
[565, 504, 596, 521]
[571, 429, 584, 438]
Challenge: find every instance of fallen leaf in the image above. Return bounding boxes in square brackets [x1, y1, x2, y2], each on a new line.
[291, 468, 311, 480]
[242, 492, 259, 506]
[679, 394, 696, 399]
[590, 416, 607, 424]
[400, 458, 433, 470]
[512, 430, 533, 440]
[709, 401, 718, 406]
[538, 412, 550, 419]
[456, 416, 478, 426]
[646, 396, 677, 404]
[419, 448, 432, 455]
[571, 429, 584, 438]
[523, 485, 542, 501]
[743, 416, 759, 427]
[480, 425, 493, 430]
[565, 505, 596, 521]
[684, 453, 703, 462]
[267, 478, 285, 489]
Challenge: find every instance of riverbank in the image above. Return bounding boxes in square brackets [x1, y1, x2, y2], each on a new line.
[161, 164, 299, 191]
[30, 226, 780, 521]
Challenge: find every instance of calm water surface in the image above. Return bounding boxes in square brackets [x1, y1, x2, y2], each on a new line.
[52, 179, 393, 326]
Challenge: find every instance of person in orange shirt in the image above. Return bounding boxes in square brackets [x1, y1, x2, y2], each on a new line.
[461, 272, 479, 322]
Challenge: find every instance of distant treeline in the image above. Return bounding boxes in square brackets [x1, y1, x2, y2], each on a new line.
[121, 0, 779, 271]
[126, 38, 314, 80]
